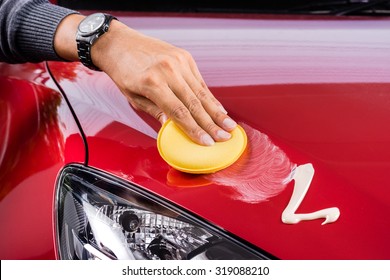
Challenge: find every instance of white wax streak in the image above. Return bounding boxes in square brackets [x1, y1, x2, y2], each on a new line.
[204, 124, 340, 225]
[282, 164, 340, 225]
[205, 123, 295, 203]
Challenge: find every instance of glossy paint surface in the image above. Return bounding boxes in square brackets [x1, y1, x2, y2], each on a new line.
[0, 63, 85, 259]
[50, 14, 390, 259]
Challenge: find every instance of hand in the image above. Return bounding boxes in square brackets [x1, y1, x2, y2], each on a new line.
[93, 20, 238, 145]
[54, 15, 237, 145]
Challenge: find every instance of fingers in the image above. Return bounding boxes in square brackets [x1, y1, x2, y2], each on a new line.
[184, 68, 237, 133]
[183, 50, 228, 111]
[98, 24, 237, 146]
[126, 94, 168, 125]
[133, 50, 237, 146]
[154, 86, 217, 146]
[128, 90, 211, 146]
[167, 76, 235, 143]
[178, 51, 238, 133]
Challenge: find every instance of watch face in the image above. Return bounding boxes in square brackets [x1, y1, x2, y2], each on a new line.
[78, 13, 105, 36]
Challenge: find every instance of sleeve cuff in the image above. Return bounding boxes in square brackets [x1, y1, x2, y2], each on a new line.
[14, 2, 78, 62]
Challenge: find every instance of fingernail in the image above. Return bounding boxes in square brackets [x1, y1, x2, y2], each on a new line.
[201, 134, 215, 146]
[217, 130, 231, 140]
[219, 105, 228, 114]
[223, 118, 237, 130]
[160, 113, 168, 124]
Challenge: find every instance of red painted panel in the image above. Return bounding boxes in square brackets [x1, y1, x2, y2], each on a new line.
[0, 63, 86, 259]
[47, 14, 390, 259]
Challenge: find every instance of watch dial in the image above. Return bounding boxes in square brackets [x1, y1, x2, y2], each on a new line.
[79, 13, 105, 35]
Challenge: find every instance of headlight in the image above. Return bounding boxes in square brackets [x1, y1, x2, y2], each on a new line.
[55, 165, 270, 260]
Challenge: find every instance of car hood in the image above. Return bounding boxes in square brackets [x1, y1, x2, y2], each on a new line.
[48, 13, 390, 259]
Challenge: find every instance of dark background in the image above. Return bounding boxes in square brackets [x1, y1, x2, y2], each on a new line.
[57, 0, 390, 16]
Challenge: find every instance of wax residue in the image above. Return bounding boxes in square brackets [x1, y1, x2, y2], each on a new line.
[165, 123, 340, 225]
[203, 124, 340, 225]
[205, 123, 296, 203]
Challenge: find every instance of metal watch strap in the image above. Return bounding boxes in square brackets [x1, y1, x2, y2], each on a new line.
[76, 14, 116, 71]
[77, 40, 100, 71]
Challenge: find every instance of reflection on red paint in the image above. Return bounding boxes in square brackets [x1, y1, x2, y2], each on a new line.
[0, 62, 86, 259]
[167, 168, 211, 187]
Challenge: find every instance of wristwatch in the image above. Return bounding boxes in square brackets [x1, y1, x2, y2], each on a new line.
[76, 13, 117, 71]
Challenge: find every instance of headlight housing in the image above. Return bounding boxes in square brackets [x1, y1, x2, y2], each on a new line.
[55, 165, 270, 260]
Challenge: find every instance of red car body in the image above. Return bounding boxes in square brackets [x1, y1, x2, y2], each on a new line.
[1, 11, 390, 260]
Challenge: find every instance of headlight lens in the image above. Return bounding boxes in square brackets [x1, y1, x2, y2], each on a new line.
[55, 165, 269, 260]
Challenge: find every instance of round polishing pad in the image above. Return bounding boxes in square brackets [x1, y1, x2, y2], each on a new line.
[157, 120, 247, 174]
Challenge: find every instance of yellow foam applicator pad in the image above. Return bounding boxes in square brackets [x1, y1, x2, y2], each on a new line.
[157, 120, 247, 174]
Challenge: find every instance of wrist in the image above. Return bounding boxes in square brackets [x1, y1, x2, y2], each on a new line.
[76, 13, 117, 70]
[54, 14, 85, 62]
[90, 19, 132, 72]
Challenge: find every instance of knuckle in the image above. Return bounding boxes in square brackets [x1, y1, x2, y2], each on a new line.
[128, 98, 141, 111]
[195, 87, 209, 100]
[140, 72, 160, 89]
[155, 111, 166, 122]
[212, 109, 225, 120]
[189, 127, 203, 139]
[167, 48, 191, 65]
[186, 98, 202, 114]
[204, 121, 217, 133]
[140, 73, 155, 85]
[170, 105, 189, 120]
[199, 79, 208, 89]
[157, 55, 175, 70]
[127, 94, 144, 111]
[158, 57, 170, 67]
[179, 49, 192, 61]
[121, 77, 136, 92]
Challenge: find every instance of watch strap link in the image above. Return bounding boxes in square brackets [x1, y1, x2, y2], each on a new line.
[77, 39, 101, 71]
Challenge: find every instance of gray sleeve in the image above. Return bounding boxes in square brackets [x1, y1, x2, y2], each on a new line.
[0, 0, 78, 63]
